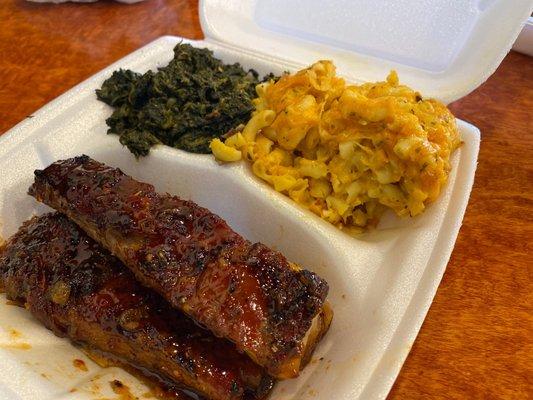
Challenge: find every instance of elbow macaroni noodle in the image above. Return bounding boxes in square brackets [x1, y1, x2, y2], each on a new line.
[211, 61, 461, 231]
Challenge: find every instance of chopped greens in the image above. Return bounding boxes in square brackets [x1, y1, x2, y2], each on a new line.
[96, 43, 268, 156]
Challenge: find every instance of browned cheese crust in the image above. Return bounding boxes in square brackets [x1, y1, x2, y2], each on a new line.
[29, 155, 331, 378]
[0, 213, 274, 400]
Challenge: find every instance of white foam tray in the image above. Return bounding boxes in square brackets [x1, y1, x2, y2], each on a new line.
[0, 36, 479, 400]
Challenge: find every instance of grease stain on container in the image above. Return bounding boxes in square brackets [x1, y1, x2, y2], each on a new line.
[73, 358, 88, 372]
[89, 374, 103, 394]
[8, 328, 21, 339]
[110, 379, 137, 400]
[3, 342, 32, 350]
[1, 327, 31, 350]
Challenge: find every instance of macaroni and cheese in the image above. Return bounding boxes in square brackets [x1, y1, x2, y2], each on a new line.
[211, 61, 461, 231]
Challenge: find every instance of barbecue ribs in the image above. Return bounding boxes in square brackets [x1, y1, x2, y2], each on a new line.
[29, 155, 332, 379]
[0, 213, 274, 400]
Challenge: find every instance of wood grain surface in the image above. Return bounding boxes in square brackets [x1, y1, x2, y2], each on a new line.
[0, 1, 531, 399]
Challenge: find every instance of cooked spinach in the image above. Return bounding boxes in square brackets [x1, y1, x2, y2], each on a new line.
[96, 43, 267, 156]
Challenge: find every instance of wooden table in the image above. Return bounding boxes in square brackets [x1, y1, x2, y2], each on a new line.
[1, 1, 531, 398]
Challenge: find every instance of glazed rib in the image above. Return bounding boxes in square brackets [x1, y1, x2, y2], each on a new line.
[29, 155, 332, 378]
[0, 213, 274, 400]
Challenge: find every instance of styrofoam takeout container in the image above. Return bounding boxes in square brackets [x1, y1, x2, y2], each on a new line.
[0, 1, 530, 399]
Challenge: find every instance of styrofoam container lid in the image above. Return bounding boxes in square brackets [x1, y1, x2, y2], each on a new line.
[200, 0, 533, 103]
